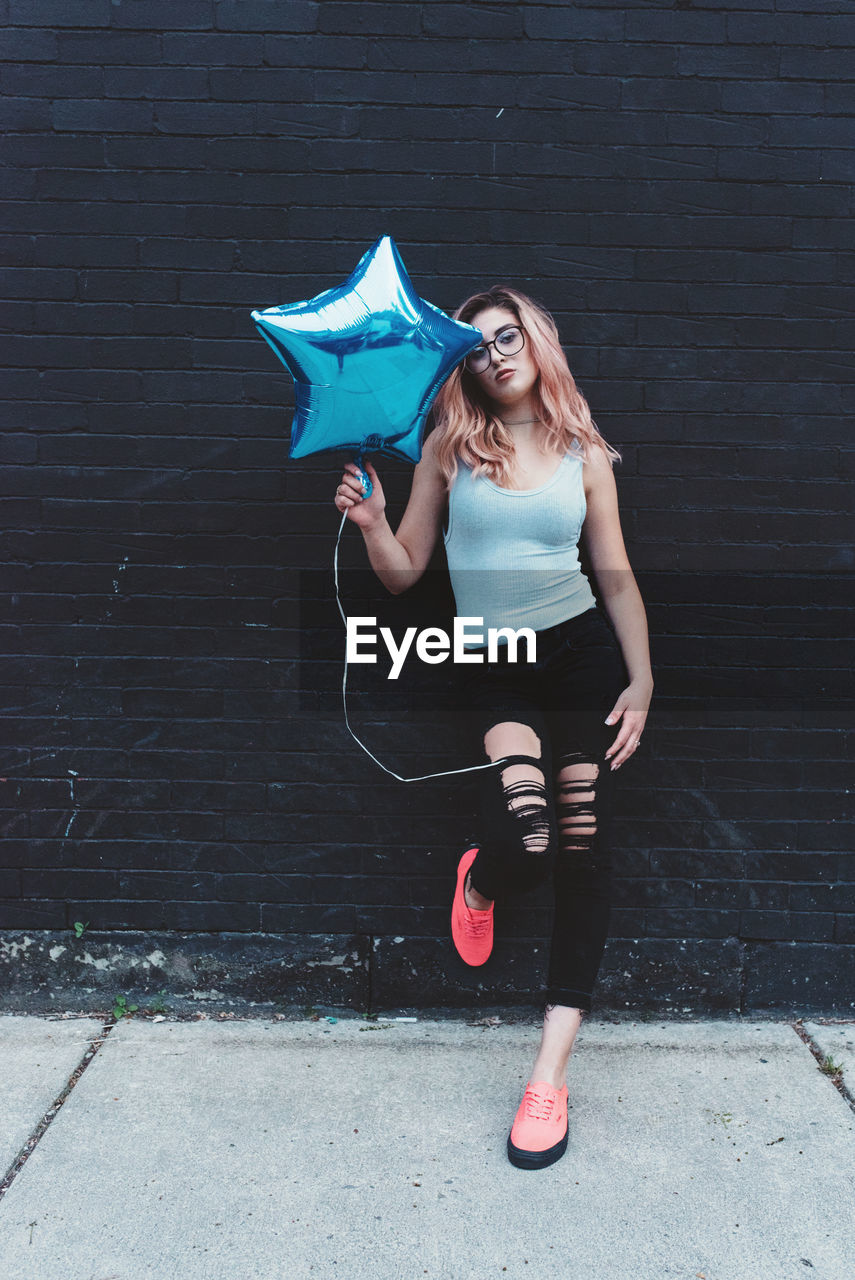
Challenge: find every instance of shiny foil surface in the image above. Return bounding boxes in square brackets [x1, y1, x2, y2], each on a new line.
[251, 235, 482, 467]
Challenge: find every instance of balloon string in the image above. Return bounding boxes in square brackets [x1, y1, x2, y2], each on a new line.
[333, 510, 509, 782]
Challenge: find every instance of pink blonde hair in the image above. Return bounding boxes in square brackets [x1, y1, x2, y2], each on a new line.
[432, 285, 620, 491]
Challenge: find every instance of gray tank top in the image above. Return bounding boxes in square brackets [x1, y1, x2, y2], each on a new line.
[443, 443, 596, 648]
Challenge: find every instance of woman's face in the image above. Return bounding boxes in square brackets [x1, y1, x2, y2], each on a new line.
[466, 306, 540, 410]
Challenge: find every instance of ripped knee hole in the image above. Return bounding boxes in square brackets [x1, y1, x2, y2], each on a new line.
[493, 751, 552, 858]
[556, 753, 600, 855]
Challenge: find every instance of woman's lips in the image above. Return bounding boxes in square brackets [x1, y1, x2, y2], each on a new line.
[495, 368, 515, 382]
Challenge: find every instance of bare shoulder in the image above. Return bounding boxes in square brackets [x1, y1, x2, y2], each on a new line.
[581, 436, 616, 498]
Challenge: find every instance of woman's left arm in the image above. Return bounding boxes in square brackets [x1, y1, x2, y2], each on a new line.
[581, 443, 654, 771]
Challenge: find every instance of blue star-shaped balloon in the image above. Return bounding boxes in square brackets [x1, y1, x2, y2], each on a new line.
[251, 236, 481, 495]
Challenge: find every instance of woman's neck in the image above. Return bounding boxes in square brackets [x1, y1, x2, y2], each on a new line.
[495, 395, 541, 441]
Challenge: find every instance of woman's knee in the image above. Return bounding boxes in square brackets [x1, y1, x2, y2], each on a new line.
[483, 719, 541, 763]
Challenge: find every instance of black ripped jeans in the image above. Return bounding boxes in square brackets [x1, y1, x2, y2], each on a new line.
[464, 606, 629, 1015]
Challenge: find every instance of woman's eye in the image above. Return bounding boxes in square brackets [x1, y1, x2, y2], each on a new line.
[497, 329, 519, 348]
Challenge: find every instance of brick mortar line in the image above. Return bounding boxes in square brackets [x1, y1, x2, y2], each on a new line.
[0, 1016, 116, 1205]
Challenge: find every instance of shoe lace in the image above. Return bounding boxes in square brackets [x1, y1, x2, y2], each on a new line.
[465, 908, 492, 937]
[523, 1085, 557, 1121]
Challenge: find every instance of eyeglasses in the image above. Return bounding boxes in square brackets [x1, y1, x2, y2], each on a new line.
[464, 324, 526, 374]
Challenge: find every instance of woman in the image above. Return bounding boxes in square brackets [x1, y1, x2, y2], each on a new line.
[333, 286, 653, 1170]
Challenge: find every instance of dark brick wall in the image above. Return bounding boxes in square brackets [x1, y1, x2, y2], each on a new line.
[1, 0, 852, 1014]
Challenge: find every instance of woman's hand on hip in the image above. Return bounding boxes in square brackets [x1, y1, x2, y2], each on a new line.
[604, 677, 653, 771]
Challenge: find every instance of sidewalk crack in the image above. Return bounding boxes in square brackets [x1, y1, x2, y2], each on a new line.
[0, 1016, 116, 1203]
[792, 1018, 855, 1115]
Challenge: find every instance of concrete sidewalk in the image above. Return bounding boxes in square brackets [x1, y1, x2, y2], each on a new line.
[0, 1014, 853, 1280]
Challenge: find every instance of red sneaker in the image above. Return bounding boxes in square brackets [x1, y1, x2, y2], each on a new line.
[507, 1080, 569, 1169]
[450, 845, 493, 966]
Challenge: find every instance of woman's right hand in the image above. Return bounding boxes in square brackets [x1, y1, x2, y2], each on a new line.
[333, 459, 385, 530]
